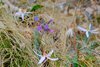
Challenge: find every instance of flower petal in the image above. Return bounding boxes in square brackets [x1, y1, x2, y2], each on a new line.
[21, 13, 25, 21]
[49, 29, 54, 33]
[47, 50, 54, 57]
[15, 12, 21, 16]
[47, 19, 54, 24]
[90, 31, 99, 34]
[86, 31, 89, 38]
[47, 57, 58, 61]
[90, 28, 99, 34]
[33, 50, 42, 57]
[77, 26, 87, 32]
[37, 25, 42, 31]
[44, 24, 50, 31]
[34, 16, 39, 22]
[38, 56, 46, 64]
[89, 23, 93, 30]
[91, 31, 99, 34]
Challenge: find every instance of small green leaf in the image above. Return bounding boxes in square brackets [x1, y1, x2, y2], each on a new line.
[72, 63, 78, 67]
[30, 4, 43, 11]
[72, 55, 79, 67]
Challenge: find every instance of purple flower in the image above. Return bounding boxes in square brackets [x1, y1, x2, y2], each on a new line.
[34, 16, 39, 22]
[49, 29, 54, 33]
[47, 19, 54, 24]
[44, 24, 50, 31]
[37, 25, 42, 31]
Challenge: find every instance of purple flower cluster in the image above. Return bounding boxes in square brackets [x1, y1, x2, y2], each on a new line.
[37, 24, 54, 33]
[34, 16, 54, 33]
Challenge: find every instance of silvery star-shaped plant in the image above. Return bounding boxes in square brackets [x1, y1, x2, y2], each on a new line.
[84, 11, 92, 20]
[77, 24, 99, 38]
[33, 50, 58, 64]
[15, 9, 32, 21]
[56, 2, 67, 11]
[66, 28, 74, 38]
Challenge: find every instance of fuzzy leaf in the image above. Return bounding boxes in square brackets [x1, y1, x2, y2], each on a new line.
[30, 4, 43, 11]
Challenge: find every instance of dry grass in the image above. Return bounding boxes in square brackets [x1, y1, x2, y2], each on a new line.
[0, 0, 100, 67]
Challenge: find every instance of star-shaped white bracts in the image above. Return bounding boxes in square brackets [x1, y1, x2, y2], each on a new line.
[77, 24, 99, 38]
[33, 50, 58, 64]
[66, 28, 74, 38]
[15, 9, 32, 21]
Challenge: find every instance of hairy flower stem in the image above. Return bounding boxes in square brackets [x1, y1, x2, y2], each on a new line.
[70, 32, 79, 67]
